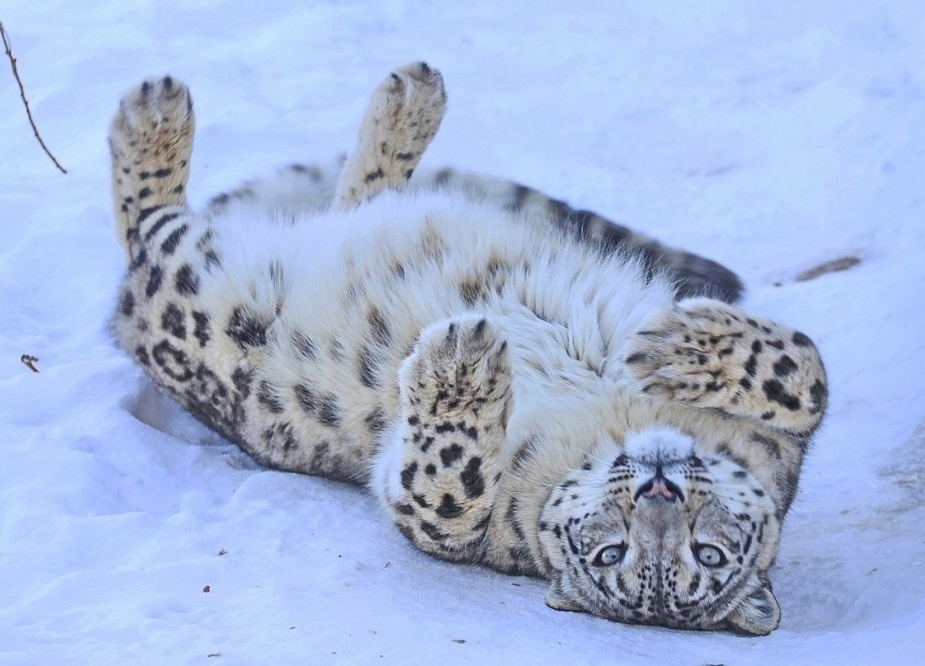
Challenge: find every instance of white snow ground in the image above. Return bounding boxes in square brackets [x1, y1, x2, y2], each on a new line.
[1, 1, 924, 663]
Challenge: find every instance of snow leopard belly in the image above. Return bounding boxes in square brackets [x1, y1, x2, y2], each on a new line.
[113, 189, 671, 484]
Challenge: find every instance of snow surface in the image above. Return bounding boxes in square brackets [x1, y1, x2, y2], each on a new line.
[1, 1, 924, 663]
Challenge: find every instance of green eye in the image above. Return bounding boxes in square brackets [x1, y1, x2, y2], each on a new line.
[592, 544, 626, 567]
[694, 544, 727, 568]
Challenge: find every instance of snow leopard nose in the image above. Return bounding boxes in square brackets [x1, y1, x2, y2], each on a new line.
[634, 465, 684, 503]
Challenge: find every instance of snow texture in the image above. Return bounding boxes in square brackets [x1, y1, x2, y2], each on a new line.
[1, 1, 923, 663]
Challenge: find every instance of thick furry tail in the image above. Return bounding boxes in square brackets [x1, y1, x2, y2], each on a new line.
[203, 162, 744, 304]
[413, 168, 744, 304]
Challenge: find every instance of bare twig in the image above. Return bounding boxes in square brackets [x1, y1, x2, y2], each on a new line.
[1, 21, 67, 174]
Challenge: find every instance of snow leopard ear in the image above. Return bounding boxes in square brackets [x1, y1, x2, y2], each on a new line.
[725, 578, 781, 635]
[545, 582, 585, 613]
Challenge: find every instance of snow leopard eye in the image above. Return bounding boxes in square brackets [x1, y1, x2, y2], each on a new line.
[591, 544, 626, 567]
[693, 544, 727, 568]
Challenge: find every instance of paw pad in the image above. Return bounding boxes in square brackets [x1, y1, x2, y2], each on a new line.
[111, 76, 194, 159]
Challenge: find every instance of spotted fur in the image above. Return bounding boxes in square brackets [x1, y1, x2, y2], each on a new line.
[205, 169, 743, 305]
[109, 63, 827, 635]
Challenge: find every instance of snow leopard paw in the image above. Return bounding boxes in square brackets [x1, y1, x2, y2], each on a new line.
[335, 61, 447, 208]
[109, 76, 194, 257]
[623, 298, 827, 436]
[373, 316, 511, 562]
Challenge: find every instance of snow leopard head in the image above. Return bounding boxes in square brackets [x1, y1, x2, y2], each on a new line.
[538, 427, 782, 635]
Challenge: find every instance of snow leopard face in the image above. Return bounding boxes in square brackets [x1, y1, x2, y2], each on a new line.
[538, 428, 782, 635]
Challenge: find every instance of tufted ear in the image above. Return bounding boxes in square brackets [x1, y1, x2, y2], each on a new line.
[545, 583, 585, 613]
[725, 580, 781, 636]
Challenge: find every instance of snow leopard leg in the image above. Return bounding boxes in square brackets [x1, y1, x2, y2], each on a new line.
[109, 76, 194, 265]
[373, 316, 512, 563]
[334, 62, 447, 209]
[109, 78, 255, 451]
[622, 297, 828, 437]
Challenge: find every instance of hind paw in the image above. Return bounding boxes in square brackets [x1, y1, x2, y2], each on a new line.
[110, 77, 193, 222]
[110, 77, 194, 172]
[374, 61, 446, 151]
[109, 76, 194, 261]
[335, 62, 447, 208]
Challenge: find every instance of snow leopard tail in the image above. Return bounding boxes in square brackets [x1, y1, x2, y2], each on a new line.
[415, 168, 743, 303]
[207, 162, 744, 304]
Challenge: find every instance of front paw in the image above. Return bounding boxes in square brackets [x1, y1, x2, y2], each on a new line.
[401, 316, 511, 423]
[622, 298, 827, 435]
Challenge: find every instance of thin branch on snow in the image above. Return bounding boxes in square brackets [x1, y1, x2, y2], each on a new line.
[1, 20, 67, 174]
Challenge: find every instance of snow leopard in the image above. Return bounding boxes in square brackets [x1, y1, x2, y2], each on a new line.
[108, 62, 827, 635]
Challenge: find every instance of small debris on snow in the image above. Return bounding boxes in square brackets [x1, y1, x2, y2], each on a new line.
[795, 256, 861, 282]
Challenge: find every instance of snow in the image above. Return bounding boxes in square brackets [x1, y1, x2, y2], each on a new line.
[1, 0, 924, 663]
